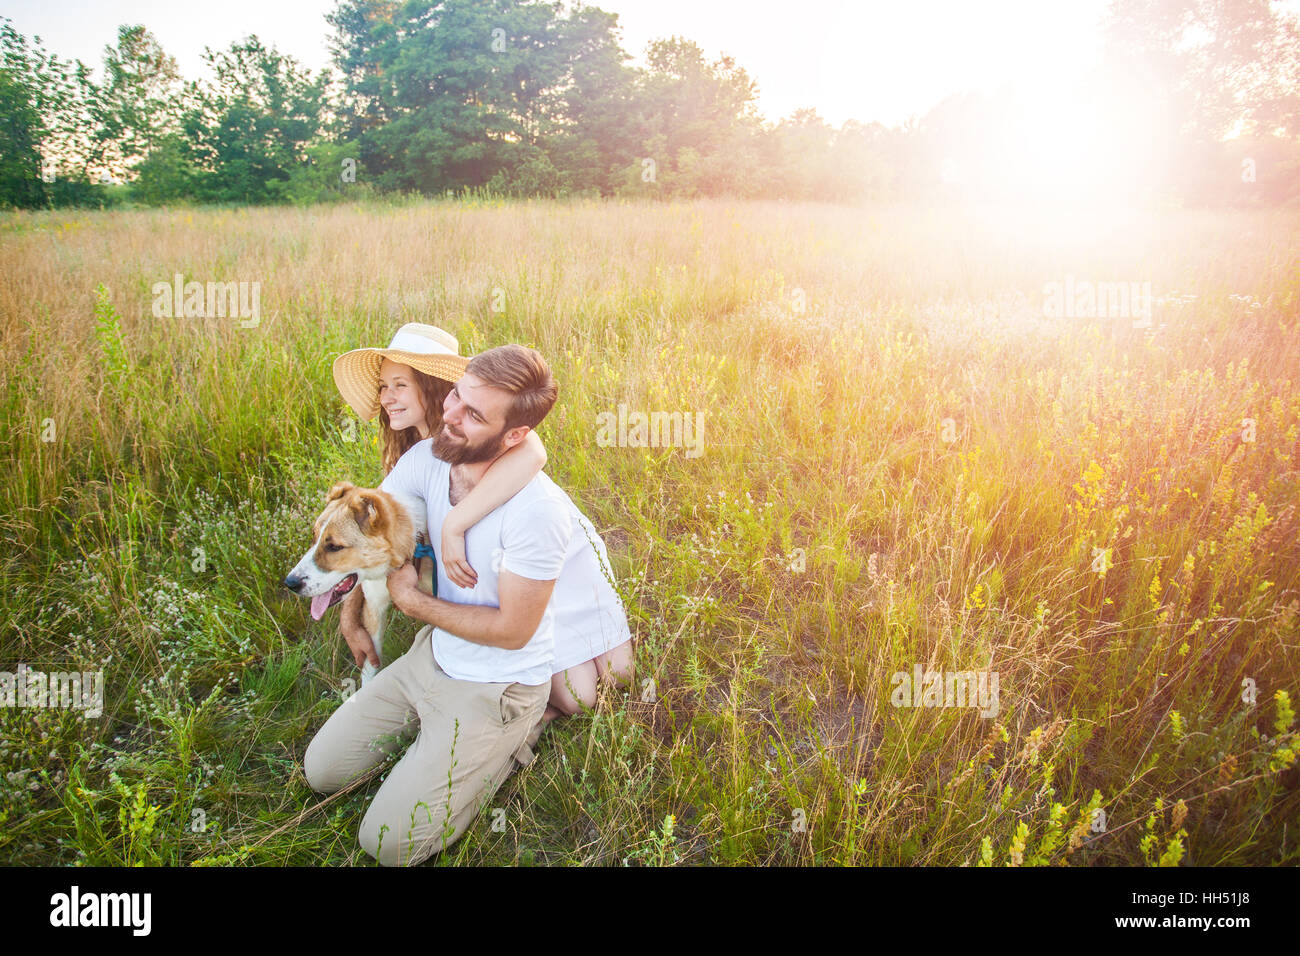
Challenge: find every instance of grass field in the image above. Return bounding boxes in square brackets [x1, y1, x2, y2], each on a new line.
[1, 196, 1298, 865]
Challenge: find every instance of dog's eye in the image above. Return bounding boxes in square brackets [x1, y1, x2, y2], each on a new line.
[324, 543, 344, 553]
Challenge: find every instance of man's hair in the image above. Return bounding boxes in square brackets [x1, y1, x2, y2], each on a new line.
[466, 345, 558, 430]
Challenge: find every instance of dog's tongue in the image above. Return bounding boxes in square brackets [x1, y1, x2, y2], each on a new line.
[308, 575, 355, 620]
[310, 592, 333, 621]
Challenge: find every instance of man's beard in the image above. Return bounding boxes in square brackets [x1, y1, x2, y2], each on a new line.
[432, 422, 508, 465]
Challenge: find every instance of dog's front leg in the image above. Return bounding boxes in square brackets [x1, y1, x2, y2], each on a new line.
[359, 579, 391, 687]
[359, 623, 382, 687]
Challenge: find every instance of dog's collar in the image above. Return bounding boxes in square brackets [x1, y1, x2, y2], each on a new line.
[413, 541, 436, 561]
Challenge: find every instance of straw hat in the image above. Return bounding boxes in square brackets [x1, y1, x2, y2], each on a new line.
[333, 323, 470, 421]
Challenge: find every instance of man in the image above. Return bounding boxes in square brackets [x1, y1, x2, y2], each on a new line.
[303, 345, 589, 865]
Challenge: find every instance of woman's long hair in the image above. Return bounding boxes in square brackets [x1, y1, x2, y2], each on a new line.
[378, 368, 453, 475]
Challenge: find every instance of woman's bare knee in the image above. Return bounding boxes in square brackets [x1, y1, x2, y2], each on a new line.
[595, 641, 635, 685]
[550, 664, 597, 716]
[549, 693, 586, 717]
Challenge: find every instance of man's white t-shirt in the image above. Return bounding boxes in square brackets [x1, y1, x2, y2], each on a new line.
[382, 442, 572, 686]
[382, 439, 611, 686]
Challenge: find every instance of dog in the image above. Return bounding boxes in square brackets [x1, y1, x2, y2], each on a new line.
[284, 481, 427, 685]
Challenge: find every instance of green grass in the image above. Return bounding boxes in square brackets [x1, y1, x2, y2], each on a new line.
[1, 197, 1297, 865]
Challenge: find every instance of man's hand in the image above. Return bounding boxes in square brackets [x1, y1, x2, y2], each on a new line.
[386, 561, 420, 616]
[339, 586, 379, 671]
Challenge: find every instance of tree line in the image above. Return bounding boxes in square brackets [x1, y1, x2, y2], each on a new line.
[2, 0, 1297, 209]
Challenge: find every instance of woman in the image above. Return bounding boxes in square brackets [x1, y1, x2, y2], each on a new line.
[331, 323, 633, 723]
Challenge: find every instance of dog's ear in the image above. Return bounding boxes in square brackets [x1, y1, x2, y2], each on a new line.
[350, 490, 387, 535]
[327, 481, 355, 503]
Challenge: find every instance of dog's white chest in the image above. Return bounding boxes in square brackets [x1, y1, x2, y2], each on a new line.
[358, 577, 395, 686]
[360, 577, 393, 619]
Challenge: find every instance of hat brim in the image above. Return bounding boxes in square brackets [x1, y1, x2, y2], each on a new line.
[333, 347, 470, 422]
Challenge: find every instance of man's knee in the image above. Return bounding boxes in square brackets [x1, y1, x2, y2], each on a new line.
[358, 805, 456, 867]
[303, 736, 341, 794]
[359, 811, 407, 866]
[359, 817, 408, 866]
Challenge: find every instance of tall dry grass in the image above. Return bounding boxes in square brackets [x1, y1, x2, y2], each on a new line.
[0, 196, 1297, 865]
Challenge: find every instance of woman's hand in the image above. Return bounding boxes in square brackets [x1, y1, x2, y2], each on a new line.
[437, 430, 542, 588]
[441, 517, 478, 589]
[339, 587, 379, 671]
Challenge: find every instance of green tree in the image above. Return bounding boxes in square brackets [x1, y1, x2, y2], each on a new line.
[92, 25, 183, 182]
[182, 36, 330, 203]
[132, 132, 200, 204]
[328, 0, 542, 193]
[1102, 0, 1300, 203]
[328, 0, 633, 195]
[541, 4, 639, 195]
[767, 109, 839, 200]
[0, 45, 44, 208]
[281, 139, 371, 204]
[621, 36, 762, 198]
[1104, 0, 1300, 141]
[0, 18, 100, 207]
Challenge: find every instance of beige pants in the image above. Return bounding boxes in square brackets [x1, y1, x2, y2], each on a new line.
[304, 625, 550, 866]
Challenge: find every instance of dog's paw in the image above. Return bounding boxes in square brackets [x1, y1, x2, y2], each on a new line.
[360, 662, 379, 686]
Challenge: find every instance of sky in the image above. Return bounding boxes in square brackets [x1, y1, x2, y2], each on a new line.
[0, 0, 1138, 128]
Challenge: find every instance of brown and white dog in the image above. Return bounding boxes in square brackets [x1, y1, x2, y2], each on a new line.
[284, 481, 426, 685]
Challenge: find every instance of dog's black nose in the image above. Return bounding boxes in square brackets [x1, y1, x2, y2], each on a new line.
[284, 575, 303, 593]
